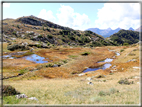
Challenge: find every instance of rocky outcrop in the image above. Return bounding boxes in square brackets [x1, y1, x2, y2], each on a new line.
[16, 15, 73, 31]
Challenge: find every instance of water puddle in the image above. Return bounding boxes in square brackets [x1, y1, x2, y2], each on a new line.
[83, 58, 114, 73]
[23, 54, 48, 63]
[98, 58, 113, 63]
[3, 55, 15, 59]
[116, 52, 120, 56]
[83, 68, 101, 73]
[83, 63, 112, 73]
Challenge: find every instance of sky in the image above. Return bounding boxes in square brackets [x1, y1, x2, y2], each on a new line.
[3, 1, 141, 31]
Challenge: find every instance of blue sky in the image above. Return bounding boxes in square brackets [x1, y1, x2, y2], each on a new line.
[3, 2, 141, 31]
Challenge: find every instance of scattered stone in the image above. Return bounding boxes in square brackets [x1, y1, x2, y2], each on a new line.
[30, 48, 34, 52]
[110, 68, 117, 72]
[134, 76, 139, 79]
[112, 65, 116, 68]
[78, 73, 85, 76]
[87, 82, 93, 85]
[11, 38, 16, 40]
[127, 59, 137, 62]
[86, 77, 92, 81]
[133, 66, 140, 69]
[28, 97, 38, 101]
[112, 56, 116, 58]
[137, 82, 140, 84]
[16, 94, 28, 99]
[53, 64, 58, 67]
[118, 78, 134, 85]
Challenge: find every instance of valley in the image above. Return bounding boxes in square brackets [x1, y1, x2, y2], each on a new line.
[1, 15, 141, 105]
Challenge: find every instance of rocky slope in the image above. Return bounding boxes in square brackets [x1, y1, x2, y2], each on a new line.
[2, 15, 114, 51]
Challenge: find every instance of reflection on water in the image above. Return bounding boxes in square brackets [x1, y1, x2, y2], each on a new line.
[83, 63, 112, 73]
[116, 52, 120, 56]
[3, 55, 14, 59]
[83, 68, 100, 73]
[83, 56, 115, 73]
[23, 54, 48, 63]
[102, 63, 111, 70]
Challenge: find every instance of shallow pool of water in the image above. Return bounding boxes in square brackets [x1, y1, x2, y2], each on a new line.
[98, 58, 113, 63]
[83, 63, 112, 73]
[102, 63, 112, 70]
[3, 55, 14, 59]
[116, 52, 120, 56]
[23, 54, 48, 63]
[83, 67, 101, 73]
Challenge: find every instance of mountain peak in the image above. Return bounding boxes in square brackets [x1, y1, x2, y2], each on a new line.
[129, 27, 134, 31]
[107, 27, 112, 30]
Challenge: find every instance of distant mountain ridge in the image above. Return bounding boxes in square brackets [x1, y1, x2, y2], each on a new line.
[86, 27, 135, 38]
[135, 26, 142, 32]
[86, 27, 122, 38]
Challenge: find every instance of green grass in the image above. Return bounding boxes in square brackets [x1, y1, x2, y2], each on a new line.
[68, 55, 78, 59]
[120, 49, 124, 52]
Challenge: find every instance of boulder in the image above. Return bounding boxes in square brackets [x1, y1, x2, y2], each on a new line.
[16, 94, 28, 99]
[28, 97, 38, 101]
[87, 82, 93, 85]
[53, 64, 58, 67]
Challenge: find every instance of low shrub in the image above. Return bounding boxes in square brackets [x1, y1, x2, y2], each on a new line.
[98, 88, 119, 96]
[81, 52, 90, 56]
[2, 85, 20, 96]
[120, 49, 124, 52]
[128, 53, 136, 56]
[62, 59, 68, 63]
[118, 78, 134, 85]
[123, 43, 129, 46]
[68, 55, 78, 58]
[18, 69, 29, 75]
[7, 44, 19, 51]
[7, 44, 29, 51]
[47, 35, 53, 39]
[98, 91, 109, 96]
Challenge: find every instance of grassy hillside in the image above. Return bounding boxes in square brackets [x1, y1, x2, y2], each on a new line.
[109, 29, 139, 45]
[2, 15, 114, 51]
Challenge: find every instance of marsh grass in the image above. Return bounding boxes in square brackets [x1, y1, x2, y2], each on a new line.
[12, 51, 34, 58]
[3, 44, 140, 104]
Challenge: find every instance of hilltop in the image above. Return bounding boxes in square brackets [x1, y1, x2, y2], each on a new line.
[2, 15, 115, 51]
[108, 29, 139, 45]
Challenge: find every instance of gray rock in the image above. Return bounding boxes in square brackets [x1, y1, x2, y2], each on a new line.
[86, 77, 92, 81]
[30, 48, 34, 52]
[78, 73, 85, 76]
[87, 82, 93, 85]
[53, 64, 58, 67]
[28, 97, 38, 101]
[16, 94, 28, 99]
[127, 59, 136, 62]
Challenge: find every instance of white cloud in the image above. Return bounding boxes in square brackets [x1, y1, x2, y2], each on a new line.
[95, 3, 140, 30]
[56, 5, 91, 30]
[38, 9, 56, 22]
[3, 3, 10, 8]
